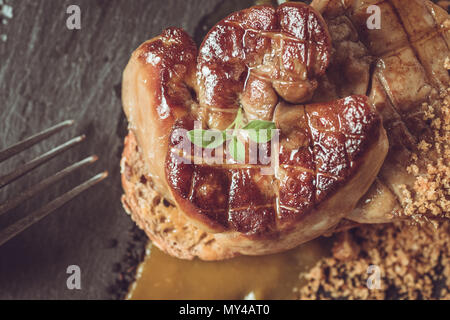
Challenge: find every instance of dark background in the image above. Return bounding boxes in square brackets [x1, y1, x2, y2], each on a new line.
[0, 0, 257, 300]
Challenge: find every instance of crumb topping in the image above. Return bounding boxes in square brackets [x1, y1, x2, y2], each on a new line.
[297, 222, 450, 300]
[398, 88, 450, 222]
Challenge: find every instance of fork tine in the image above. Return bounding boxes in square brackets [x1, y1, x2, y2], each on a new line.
[0, 120, 74, 164]
[0, 171, 108, 247]
[0, 135, 86, 189]
[0, 156, 99, 217]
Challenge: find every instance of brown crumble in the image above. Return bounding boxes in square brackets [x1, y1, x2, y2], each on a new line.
[297, 222, 450, 300]
[397, 87, 450, 222]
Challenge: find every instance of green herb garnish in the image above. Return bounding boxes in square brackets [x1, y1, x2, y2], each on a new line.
[187, 108, 276, 161]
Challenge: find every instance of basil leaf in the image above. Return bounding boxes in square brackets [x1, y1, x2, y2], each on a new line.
[187, 129, 205, 147]
[223, 130, 234, 141]
[228, 137, 246, 162]
[243, 120, 276, 131]
[226, 108, 243, 130]
[234, 108, 243, 129]
[247, 129, 273, 143]
[204, 130, 224, 149]
[244, 120, 276, 143]
[187, 129, 224, 149]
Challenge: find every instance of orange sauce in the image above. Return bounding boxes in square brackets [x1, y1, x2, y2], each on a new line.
[127, 237, 332, 300]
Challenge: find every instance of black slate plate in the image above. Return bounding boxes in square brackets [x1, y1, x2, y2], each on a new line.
[0, 0, 255, 300]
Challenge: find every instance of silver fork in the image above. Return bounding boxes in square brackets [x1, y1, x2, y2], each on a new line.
[0, 120, 108, 247]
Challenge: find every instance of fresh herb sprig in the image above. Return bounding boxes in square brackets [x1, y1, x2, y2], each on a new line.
[187, 108, 276, 161]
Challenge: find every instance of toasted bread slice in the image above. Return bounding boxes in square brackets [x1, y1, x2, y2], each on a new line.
[121, 132, 238, 260]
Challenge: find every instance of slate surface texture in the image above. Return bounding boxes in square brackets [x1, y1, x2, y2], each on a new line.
[0, 0, 255, 300]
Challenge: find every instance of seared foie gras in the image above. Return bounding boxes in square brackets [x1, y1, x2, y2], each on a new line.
[122, 2, 388, 259]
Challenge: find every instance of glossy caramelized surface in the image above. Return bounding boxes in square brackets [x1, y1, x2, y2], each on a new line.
[166, 95, 381, 237]
[197, 3, 332, 129]
[122, 27, 198, 200]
